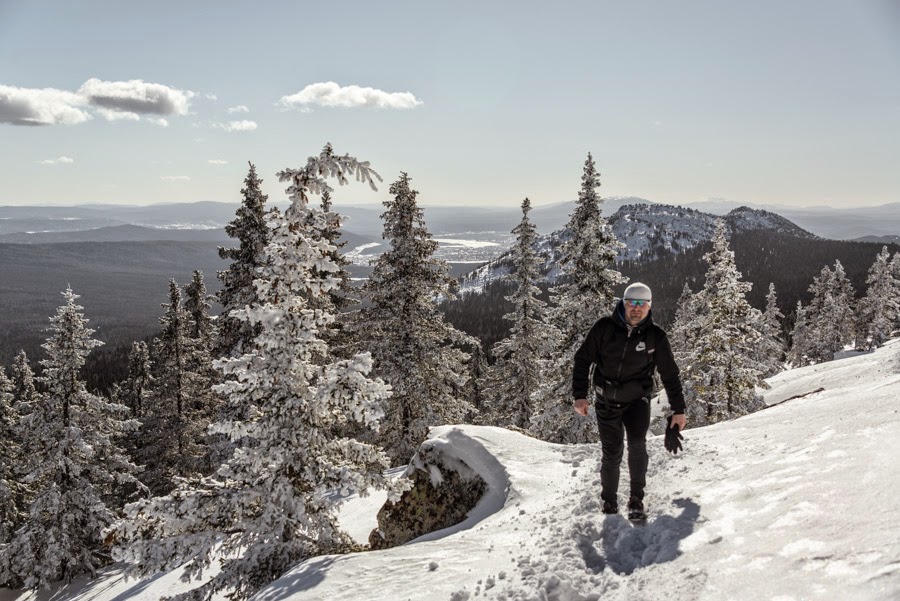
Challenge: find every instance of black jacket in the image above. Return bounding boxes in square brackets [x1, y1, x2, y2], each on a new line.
[572, 301, 686, 414]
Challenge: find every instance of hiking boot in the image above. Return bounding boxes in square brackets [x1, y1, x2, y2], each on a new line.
[602, 499, 618, 515]
[627, 496, 646, 521]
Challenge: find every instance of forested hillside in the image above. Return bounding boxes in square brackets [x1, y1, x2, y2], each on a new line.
[442, 230, 899, 350]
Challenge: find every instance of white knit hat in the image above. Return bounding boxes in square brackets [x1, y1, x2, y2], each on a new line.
[623, 282, 652, 301]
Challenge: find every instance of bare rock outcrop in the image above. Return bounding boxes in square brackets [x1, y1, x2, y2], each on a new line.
[368, 442, 487, 550]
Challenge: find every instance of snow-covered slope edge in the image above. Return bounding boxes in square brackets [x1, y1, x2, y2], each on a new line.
[3, 342, 898, 601]
[258, 340, 900, 601]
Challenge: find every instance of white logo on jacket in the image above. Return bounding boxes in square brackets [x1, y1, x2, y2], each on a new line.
[635, 341, 646, 352]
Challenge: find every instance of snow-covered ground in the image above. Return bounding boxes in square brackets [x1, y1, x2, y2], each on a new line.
[4, 340, 899, 601]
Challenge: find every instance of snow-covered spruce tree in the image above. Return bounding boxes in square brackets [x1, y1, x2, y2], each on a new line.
[531, 153, 625, 443]
[855, 247, 899, 350]
[183, 270, 224, 473]
[685, 221, 766, 426]
[184, 273, 221, 397]
[1, 288, 140, 590]
[479, 198, 556, 429]
[216, 162, 270, 358]
[0, 368, 26, 548]
[792, 261, 856, 364]
[668, 283, 706, 411]
[829, 260, 856, 345]
[318, 188, 359, 358]
[892, 253, 900, 331]
[10, 350, 37, 408]
[786, 300, 812, 367]
[358, 172, 477, 464]
[110, 144, 401, 601]
[755, 283, 787, 377]
[465, 341, 489, 418]
[184, 270, 215, 345]
[118, 341, 153, 417]
[139, 280, 214, 495]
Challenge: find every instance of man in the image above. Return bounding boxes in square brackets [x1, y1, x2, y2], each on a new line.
[572, 282, 686, 521]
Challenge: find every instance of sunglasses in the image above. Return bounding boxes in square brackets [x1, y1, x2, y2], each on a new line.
[624, 299, 650, 308]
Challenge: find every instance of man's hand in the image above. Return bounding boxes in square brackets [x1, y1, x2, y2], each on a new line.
[665, 413, 686, 455]
[573, 398, 589, 416]
[670, 413, 686, 431]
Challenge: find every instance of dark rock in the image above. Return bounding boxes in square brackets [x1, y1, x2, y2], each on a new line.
[369, 444, 487, 550]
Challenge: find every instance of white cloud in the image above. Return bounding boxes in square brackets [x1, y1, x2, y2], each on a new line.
[78, 78, 191, 119]
[38, 156, 75, 165]
[279, 82, 423, 110]
[97, 107, 141, 121]
[227, 105, 249, 114]
[0, 85, 91, 126]
[208, 159, 228, 165]
[1, 79, 193, 126]
[214, 120, 257, 132]
[205, 93, 218, 101]
[160, 175, 191, 182]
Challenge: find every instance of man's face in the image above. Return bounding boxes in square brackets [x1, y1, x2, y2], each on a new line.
[624, 299, 651, 326]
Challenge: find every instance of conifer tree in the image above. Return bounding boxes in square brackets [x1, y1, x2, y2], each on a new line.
[1, 289, 139, 589]
[892, 253, 900, 331]
[532, 153, 625, 443]
[184, 270, 214, 344]
[110, 144, 401, 601]
[479, 198, 555, 429]
[465, 342, 489, 417]
[856, 247, 899, 350]
[668, 283, 705, 410]
[685, 221, 765, 426]
[182, 270, 222, 473]
[756, 283, 786, 377]
[358, 172, 477, 464]
[787, 300, 812, 366]
[10, 350, 37, 407]
[0, 368, 26, 547]
[217, 162, 270, 358]
[140, 280, 212, 495]
[790, 261, 856, 364]
[318, 189, 358, 357]
[118, 341, 153, 417]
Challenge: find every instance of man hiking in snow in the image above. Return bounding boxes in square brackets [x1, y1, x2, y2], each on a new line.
[572, 282, 686, 521]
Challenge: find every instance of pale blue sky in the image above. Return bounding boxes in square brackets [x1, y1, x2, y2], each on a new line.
[1, 0, 898, 208]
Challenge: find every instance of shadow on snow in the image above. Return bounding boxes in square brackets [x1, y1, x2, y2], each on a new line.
[576, 497, 700, 576]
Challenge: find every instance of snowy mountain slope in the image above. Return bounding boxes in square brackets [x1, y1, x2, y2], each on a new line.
[457, 202, 818, 294]
[255, 340, 900, 601]
[3, 341, 899, 601]
[611, 203, 816, 262]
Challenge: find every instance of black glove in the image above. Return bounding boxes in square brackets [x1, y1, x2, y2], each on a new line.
[665, 415, 684, 455]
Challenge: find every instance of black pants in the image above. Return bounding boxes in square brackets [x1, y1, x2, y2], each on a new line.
[595, 396, 650, 504]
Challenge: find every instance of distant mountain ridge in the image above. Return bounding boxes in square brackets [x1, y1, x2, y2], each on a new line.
[680, 199, 900, 239]
[457, 203, 819, 293]
[0, 197, 653, 239]
[2, 196, 897, 239]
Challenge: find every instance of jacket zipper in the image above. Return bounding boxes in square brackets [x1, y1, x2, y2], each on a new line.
[609, 326, 633, 401]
